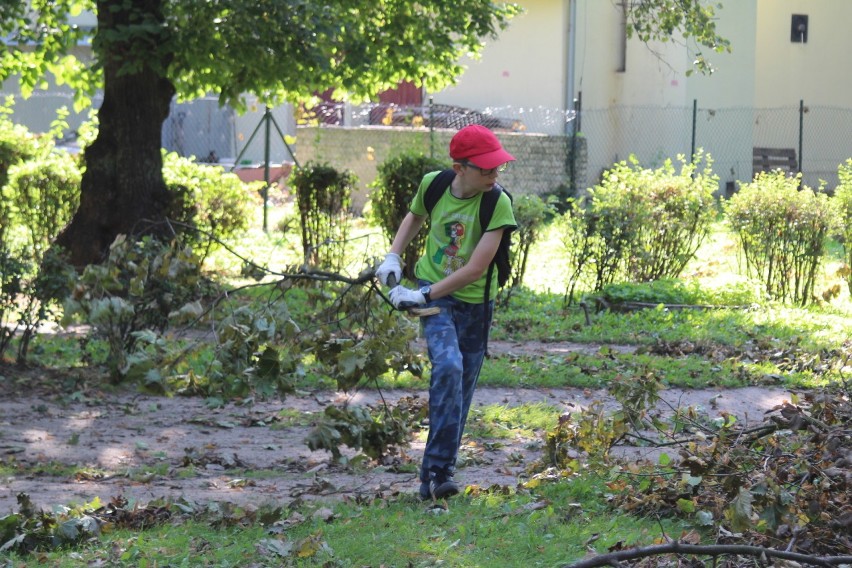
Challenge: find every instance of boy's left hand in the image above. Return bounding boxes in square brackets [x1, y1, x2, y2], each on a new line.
[389, 286, 426, 308]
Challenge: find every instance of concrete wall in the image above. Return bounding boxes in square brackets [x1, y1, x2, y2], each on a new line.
[292, 126, 585, 213]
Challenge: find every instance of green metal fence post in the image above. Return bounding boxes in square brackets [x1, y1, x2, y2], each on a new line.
[691, 99, 697, 160]
[263, 106, 271, 232]
[798, 99, 804, 176]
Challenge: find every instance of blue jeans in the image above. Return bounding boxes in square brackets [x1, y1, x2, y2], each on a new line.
[418, 283, 493, 483]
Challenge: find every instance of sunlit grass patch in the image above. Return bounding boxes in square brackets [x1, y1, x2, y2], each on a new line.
[466, 403, 562, 439]
[480, 349, 746, 390]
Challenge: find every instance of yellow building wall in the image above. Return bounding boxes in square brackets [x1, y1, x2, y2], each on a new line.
[755, 0, 851, 107]
[431, 0, 569, 134]
[574, 1, 759, 109]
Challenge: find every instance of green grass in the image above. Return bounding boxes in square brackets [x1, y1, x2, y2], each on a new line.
[7, 477, 691, 567]
[495, 287, 850, 352]
[479, 349, 747, 389]
[4, 204, 851, 565]
[16, 207, 849, 392]
[274, 480, 674, 567]
[0, 460, 84, 478]
[466, 403, 562, 439]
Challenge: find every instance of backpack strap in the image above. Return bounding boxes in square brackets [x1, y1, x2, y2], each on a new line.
[478, 184, 502, 231]
[480, 186, 501, 323]
[480, 183, 513, 284]
[424, 169, 456, 215]
[479, 183, 513, 355]
[479, 183, 514, 239]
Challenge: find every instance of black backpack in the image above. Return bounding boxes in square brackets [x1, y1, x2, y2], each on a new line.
[423, 169, 515, 297]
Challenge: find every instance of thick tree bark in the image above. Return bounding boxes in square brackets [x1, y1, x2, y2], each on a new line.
[56, 0, 175, 267]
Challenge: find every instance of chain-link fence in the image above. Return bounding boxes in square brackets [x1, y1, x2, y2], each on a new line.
[7, 92, 851, 195]
[578, 102, 852, 193]
[1, 92, 297, 169]
[308, 101, 576, 137]
[290, 102, 581, 210]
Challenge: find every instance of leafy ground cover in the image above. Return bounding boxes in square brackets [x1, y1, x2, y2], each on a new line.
[0, 357, 800, 566]
[1, 206, 850, 566]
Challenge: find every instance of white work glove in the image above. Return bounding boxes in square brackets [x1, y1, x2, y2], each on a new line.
[389, 286, 425, 309]
[375, 253, 403, 286]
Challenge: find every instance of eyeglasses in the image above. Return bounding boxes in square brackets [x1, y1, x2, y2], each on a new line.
[460, 161, 509, 176]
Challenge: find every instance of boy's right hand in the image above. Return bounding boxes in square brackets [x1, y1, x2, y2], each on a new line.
[375, 253, 403, 286]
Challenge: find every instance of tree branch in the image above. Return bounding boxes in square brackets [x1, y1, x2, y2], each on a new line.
[562, 542, 852, 568]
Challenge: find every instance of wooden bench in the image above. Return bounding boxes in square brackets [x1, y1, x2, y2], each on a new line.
[753, 147, 798, 177]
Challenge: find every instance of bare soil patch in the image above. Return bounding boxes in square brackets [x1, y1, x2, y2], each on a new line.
[0, 340, 793, 514]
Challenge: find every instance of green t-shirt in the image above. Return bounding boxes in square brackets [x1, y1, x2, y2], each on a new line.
[411, 171, 517, 303]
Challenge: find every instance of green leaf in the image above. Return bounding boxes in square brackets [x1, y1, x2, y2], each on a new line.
[696, 510, 715, 526]
[727, 487, 754, 532]
[305, 422, 343, 460]
[676, 498, 696, 513]
[0, 513, 23, 545]
[683, 474, 703, 487]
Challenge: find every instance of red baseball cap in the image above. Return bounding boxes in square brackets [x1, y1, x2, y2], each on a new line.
[449, 125, 515, 169]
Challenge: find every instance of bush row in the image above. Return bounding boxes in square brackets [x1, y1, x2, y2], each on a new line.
[559, 154, 852, 307]
[2, 112, 852, 390]
[0, 119, 255, 363]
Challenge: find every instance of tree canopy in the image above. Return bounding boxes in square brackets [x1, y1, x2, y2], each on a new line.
[1, 0, 521, 111]
[0, 0, 728, 266]
[0, 0, 524, 265]
[624, 0, 731, 75]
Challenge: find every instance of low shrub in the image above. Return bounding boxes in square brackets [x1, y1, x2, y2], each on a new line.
[725, 171, 833, 305]
[290, 161, 356, 272]
[2, 150, 81, 256]
[0, 138, 81, 363]
[558, 152, 718, 303]
[162, 151, 255, 262]
[833, 158, 852, 294]
[0, 111, 42, 195]
[594, 278, 761, 307]
[369, 151, 448, 280]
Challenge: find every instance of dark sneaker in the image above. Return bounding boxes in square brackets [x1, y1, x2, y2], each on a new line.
[429, 476, 459, 500]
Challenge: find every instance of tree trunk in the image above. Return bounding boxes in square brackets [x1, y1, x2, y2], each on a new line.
[56, 0, 175, 267]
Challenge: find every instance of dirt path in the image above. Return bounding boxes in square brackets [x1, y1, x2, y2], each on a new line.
[0, 341, 793, 514]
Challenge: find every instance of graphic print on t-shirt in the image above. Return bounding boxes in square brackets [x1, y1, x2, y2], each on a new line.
[432, 220, 467, 275]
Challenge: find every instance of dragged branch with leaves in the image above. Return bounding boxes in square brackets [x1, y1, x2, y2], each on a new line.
[536, 371, 852, 560]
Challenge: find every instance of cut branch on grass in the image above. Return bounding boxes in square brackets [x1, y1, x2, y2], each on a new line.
[562, 542, 852, 568]
[592, 298, 752, 313]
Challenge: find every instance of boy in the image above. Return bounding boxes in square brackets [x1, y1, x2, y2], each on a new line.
[375, 124, 517, 499]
